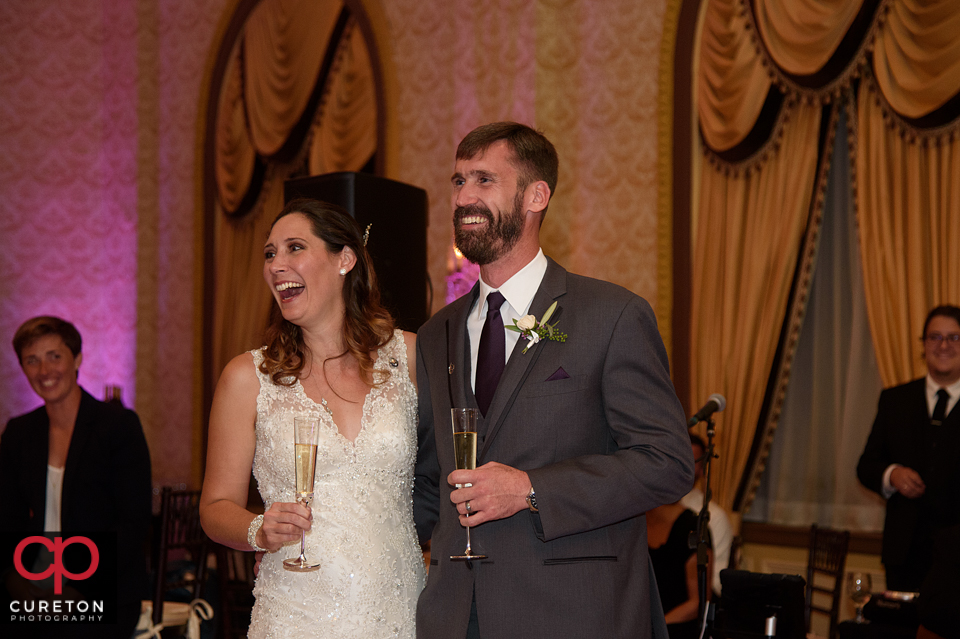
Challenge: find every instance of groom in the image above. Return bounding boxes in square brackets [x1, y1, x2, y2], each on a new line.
[414, 122, 694, 638]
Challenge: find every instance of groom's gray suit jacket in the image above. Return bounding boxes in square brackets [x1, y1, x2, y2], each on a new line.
[414, 257, 694, 639]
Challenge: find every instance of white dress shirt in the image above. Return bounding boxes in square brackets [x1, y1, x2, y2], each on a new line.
[467, 249, 548, 391]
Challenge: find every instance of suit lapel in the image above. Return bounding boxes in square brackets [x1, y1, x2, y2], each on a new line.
[446, 284, 479, 411]
[480, 259, 567, 459]
[61, 391, 95, 527]
[912, 381, 930, 424]
[25, 410, 50, 528]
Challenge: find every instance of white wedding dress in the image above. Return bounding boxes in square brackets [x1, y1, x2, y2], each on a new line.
[248, 330, 425, 638]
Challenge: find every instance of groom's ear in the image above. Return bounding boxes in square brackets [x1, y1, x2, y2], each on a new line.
[527, 180, 551, 215]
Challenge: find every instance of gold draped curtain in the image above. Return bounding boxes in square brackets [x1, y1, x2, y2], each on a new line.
[210, 0, 378, 383]
[858, 0, 960, 384]
[692, 0, 960, 512]
[692, 98, 821, 511]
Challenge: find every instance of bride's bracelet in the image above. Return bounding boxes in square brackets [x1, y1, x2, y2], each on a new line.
[247, 514, 268, 552]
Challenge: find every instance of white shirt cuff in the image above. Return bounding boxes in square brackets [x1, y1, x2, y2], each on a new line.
[881, 464, 901, 499]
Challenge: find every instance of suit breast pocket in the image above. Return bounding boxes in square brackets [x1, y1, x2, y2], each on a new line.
[520, 375, 589, 398]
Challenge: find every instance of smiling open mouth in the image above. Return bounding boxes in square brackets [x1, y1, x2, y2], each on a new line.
[275, 282, 304, 301]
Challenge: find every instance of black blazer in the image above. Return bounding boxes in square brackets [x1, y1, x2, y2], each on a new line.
[856, 378, 960, 566]
[0, 389, 152, 605]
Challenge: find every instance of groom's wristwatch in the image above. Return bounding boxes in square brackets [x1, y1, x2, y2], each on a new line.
[526, 486, 539, 513]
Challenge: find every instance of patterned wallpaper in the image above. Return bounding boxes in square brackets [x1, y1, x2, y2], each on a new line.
[378, 0, 666, 314]
[0, 1, 141, 437]
[0, 0, 668, 491]
[0, 0, 226, 491]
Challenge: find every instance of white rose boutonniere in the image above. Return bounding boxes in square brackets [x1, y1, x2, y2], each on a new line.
[516, 315, 537, 331]
[505, 301, 567, 354]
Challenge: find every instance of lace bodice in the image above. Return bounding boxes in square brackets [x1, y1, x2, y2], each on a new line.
[248, 330, 425, 639]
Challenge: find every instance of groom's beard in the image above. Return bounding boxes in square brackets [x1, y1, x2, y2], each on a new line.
[453, 190, 525, 266]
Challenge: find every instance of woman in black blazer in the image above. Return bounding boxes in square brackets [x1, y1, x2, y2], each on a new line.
[0, 316, 152, 639]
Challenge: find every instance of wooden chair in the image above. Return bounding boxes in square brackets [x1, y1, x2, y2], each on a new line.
[805, 524, 850, 639]
[215, 543, 256, 639]
[136, 487, 213, 638]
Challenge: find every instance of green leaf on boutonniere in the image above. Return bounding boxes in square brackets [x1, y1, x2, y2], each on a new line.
[540, 301, 558, 325]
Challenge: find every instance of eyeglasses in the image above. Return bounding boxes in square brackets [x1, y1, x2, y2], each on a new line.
[924, 333, 960, 345]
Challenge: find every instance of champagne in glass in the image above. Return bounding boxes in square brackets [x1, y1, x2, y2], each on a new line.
[294, 442, 318, 503]
[453, 430, 477, 471]
[283, 416, 321, 572]
[847, 572, 871, 623]
[450, 408, 486, 561]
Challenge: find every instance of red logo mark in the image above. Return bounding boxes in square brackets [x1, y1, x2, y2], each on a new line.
[13, 536, 99, 594]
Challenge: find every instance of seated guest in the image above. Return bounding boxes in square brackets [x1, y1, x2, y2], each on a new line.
[680, 433, 734, 596]
[648, 502, 711, 639]
[0, 316, 152, 638]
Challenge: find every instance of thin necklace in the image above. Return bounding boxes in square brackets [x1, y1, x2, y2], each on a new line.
[307, 365, 335, 418]
[319, 397, 333, 417]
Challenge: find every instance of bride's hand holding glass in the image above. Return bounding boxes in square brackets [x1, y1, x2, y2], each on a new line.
[256, 500, 314, 552]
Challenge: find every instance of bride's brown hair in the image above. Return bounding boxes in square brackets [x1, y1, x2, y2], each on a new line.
[259, 198, 395, 387]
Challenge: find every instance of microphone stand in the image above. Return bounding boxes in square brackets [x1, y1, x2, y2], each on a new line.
[690, 416, 717, 636]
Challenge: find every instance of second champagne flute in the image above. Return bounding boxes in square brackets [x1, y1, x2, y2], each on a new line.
[283, 416, 321, 572]
[450, 407, 486, 561]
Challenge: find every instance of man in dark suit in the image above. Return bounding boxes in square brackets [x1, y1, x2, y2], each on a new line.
[857, 305, 960, 592]
[414, 122, 694, 638]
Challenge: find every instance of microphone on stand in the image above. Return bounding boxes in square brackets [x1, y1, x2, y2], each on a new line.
[688, 393, 726, 427]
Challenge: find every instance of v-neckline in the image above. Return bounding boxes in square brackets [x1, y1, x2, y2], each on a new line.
[294, 347, 387, 446]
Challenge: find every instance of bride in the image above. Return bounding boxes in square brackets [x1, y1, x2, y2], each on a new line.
[200, 198, 425, 638]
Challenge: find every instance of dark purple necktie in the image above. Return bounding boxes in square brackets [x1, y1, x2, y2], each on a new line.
[475, 291, 506, 416]
[932, 388, 949, 426]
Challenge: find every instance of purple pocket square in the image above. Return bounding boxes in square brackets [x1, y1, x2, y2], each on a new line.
[546, 367, 570, 381]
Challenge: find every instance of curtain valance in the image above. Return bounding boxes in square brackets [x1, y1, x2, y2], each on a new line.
[754, 0, 864, 77]
[698, 0, 772, 152]
[243, 0, 340, 156]
[698, 0, 960, 159]
[873, 0, 960, 120]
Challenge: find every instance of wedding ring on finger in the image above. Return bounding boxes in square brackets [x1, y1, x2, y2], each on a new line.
[465, 500, 472, 514]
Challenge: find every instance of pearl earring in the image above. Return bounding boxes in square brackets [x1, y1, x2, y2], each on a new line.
[339, 268, 347, 276]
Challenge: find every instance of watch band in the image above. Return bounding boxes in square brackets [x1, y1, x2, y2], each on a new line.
[526, 486, 539, 513]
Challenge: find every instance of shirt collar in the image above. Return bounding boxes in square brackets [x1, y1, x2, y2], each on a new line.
[926, 374, 960, 399]
[475, 249, 547, 319]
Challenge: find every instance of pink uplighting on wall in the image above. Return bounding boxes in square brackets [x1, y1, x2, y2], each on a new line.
[446, 246, 480, 304]
[0, 2, 139, 429]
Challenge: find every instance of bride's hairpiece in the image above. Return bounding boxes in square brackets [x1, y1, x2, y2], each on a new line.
[363, 223, 372, 246]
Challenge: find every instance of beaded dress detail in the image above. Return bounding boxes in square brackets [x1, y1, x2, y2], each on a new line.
[249, 330, 424, 638]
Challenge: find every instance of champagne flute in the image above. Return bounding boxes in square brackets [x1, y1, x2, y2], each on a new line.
[450, 408, 486, 561]
[847, 572, 871, 623]
[283, 416, 321, 572]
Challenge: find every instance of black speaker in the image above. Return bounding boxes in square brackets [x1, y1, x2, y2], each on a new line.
[713, 570, 807, 639]
[284, 172, 429, 331]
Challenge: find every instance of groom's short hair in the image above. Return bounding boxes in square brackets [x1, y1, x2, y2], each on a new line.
[457, 122, 559, 196]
